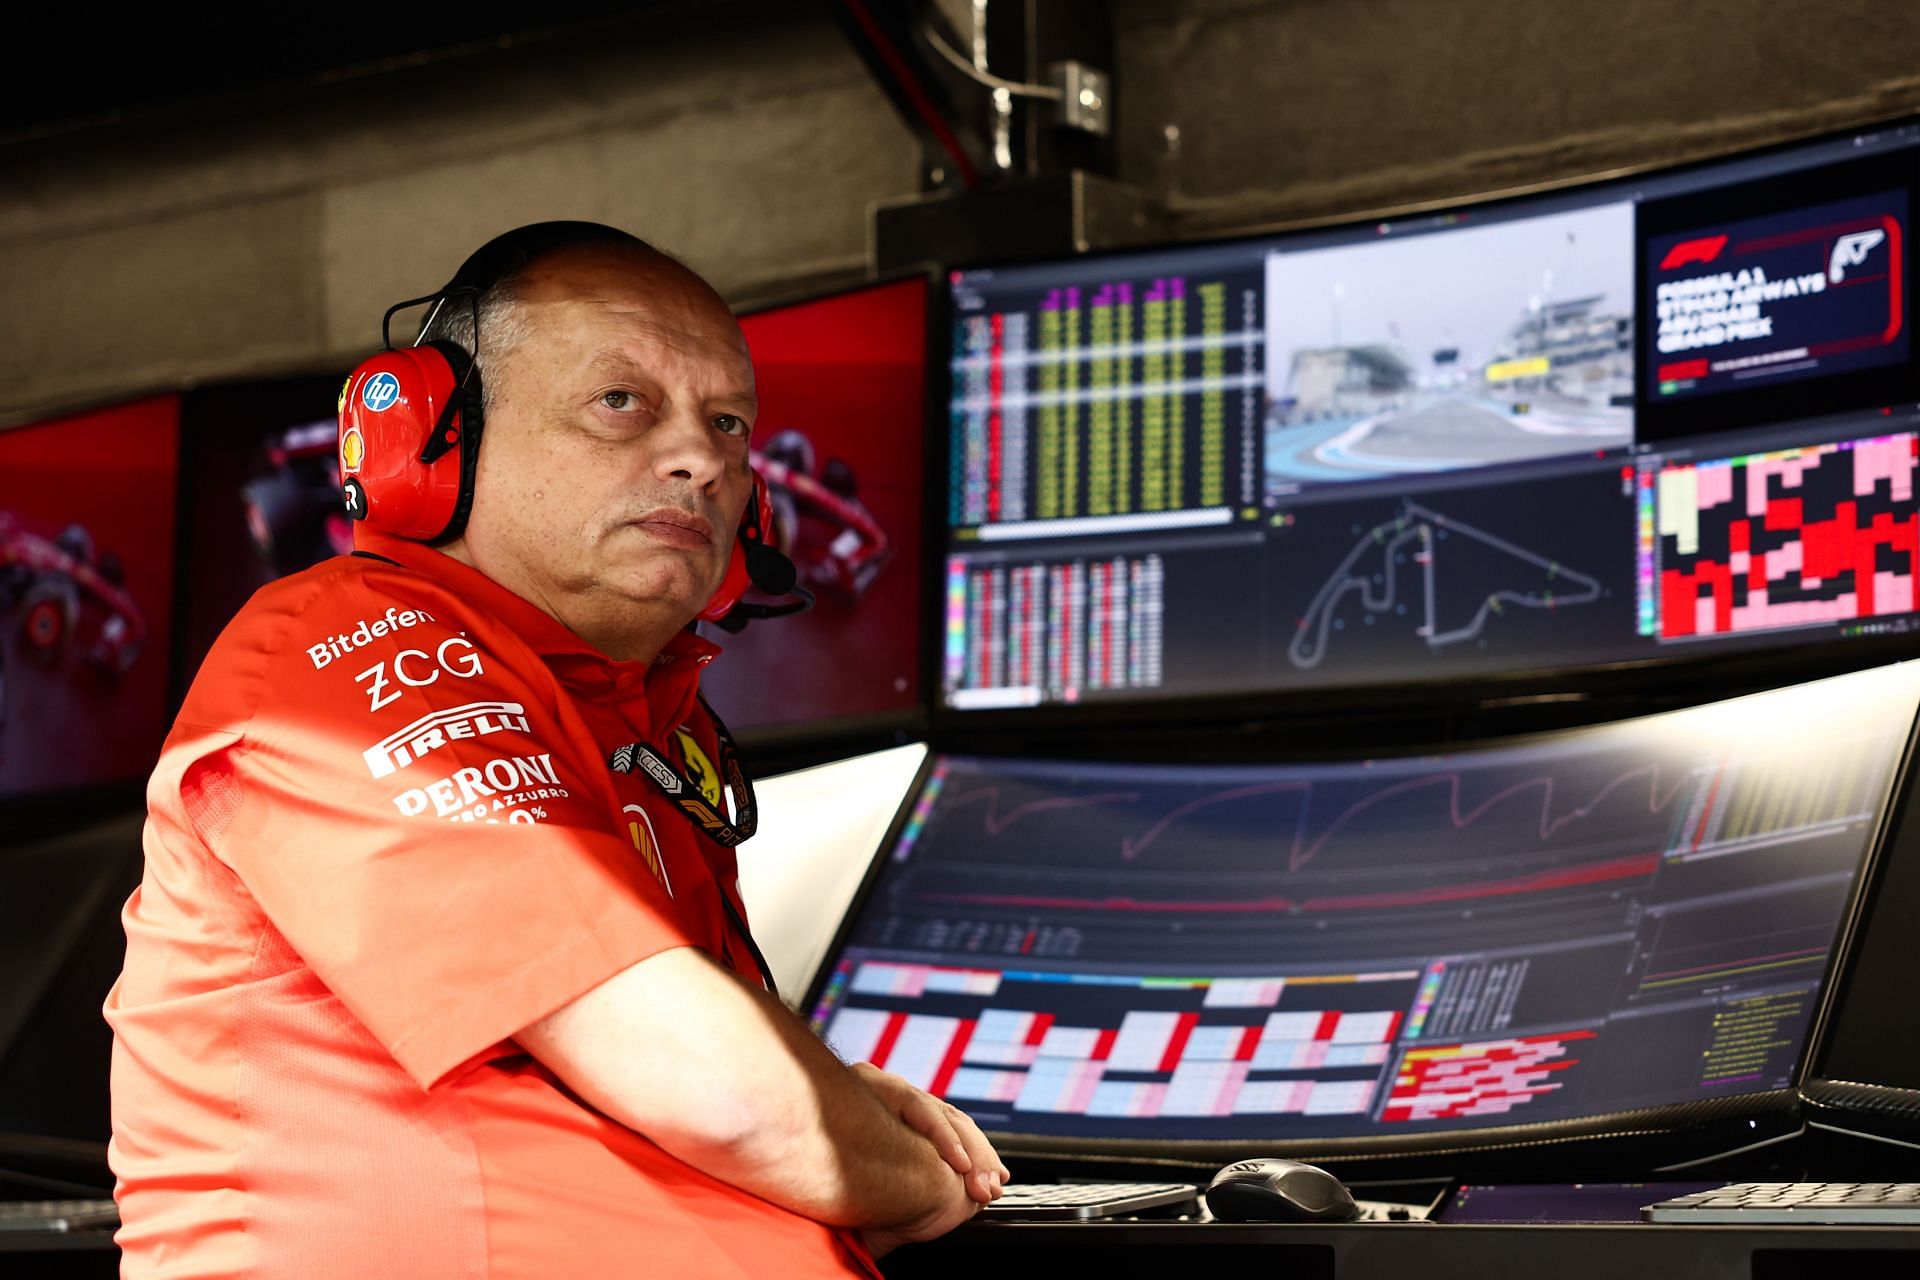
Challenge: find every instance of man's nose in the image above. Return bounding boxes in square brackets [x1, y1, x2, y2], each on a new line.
[652, 406, 728, 488]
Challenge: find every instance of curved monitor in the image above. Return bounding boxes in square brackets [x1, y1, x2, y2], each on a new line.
[940, 116, 1920, 718]
[806, 663, 1920, 1156]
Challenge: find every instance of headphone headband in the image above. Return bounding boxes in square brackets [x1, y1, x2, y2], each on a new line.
[439, 222, 648, 319]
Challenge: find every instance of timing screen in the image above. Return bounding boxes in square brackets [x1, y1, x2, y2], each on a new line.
[810, 665, 1918, 1141]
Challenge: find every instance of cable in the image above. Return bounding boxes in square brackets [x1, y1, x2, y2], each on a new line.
[1652, 1120, 1807, 1172]
[919, 23, 1062, 100]
[1808, 1120, 1920, 1153]
[838, 0, 979, 189]
[0, 1165, 112, 1198]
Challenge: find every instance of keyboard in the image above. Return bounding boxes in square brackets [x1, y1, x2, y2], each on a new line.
[1643, 1182, 1920, 1224]
[978, 1181, 1199, 1221]
[0, 1199, 119, 1232]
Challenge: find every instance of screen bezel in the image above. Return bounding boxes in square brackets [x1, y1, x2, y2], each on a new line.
[803, 664, 1920, 1164]
[1800, 660, 1920, 1123]
[927, 109, 1920, 738]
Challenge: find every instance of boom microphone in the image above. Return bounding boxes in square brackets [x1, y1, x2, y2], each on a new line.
[709, 537, 813, 634]
[745, 542, 798, 595]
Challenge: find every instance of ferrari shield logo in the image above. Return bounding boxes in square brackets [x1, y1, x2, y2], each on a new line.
[675, 728, 723, 808]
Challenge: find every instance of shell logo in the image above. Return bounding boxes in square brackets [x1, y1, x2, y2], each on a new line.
[622, 803, 674, 897]
[340, 428, 365, 475]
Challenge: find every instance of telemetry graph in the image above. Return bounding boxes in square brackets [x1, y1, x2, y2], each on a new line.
[884, 677, 1906, 937]
[1289, 500, 1604, 669]
[936, 762, 1689, 876]
[888, 747, 1697, 934]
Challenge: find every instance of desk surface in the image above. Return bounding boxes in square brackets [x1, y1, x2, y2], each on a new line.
[889, 1217, 1920, 1280]
[9, 1215, 1918, 1280]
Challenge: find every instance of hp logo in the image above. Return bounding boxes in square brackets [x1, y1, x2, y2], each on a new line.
[361, 372, 402, 413]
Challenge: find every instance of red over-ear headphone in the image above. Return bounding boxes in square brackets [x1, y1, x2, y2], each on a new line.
[336, 221, 804, 630]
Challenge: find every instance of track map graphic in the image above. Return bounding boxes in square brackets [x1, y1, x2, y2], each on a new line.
[1288, 500, 1604, 668]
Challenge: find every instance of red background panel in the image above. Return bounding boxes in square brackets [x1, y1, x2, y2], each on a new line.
[697, 277, 928, 733]
[0, 396, 180, 795]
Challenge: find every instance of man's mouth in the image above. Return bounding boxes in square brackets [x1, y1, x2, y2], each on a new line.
[628, 507, 716, 549]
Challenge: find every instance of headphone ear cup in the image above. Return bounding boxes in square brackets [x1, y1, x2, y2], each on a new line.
[697, 470, 772, 624]
[337, 343, 472, 541]
[698, 544, 753, 626]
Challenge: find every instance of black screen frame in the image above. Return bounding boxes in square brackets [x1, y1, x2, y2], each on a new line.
[1801, 661, 1920, 1128]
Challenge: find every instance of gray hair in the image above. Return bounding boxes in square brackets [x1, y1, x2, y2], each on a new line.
[412, 233, 686, 412]
[414, 280, 535, 413]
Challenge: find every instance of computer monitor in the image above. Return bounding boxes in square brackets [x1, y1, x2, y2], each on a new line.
[172, 376, 357, 702]
[0, 811, 144, 1177]
[696, 275, 932, 744]
[940, 116, 1920, 719]
[806, 662, 1920, 1155]
[0, 396, 180, 799]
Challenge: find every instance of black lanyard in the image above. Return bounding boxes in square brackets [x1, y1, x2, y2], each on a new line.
[609, 697, 777, 998]
[608, 694, 756, 846]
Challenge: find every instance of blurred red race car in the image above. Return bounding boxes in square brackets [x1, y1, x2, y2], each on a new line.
[0, 511, 148, 689]
[753, 429, 892, 601]
[241, 419, 355, 578]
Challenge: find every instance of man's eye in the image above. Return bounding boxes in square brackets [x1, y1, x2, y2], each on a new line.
[713, 414, 749, 437]
[602, 390, 642, 412]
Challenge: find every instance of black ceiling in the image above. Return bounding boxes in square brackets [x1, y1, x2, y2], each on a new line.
[0, 4, 745, 146]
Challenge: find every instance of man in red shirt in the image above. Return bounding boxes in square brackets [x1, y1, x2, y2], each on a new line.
[106, 224, 1005, 1278]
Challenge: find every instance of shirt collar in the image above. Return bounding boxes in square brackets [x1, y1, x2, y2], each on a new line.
[352, 527, 721, 732]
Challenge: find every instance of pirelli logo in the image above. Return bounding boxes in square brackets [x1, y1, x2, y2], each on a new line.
[363, 700, 534, 778]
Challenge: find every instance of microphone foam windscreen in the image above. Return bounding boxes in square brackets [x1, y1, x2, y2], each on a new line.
[744, 543, 798, 596]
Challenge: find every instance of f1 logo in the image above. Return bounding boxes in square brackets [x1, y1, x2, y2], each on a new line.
[361, 372, 401, 412]
[1659, 235, 1729, 271]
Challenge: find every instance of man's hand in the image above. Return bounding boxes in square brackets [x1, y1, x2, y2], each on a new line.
[518, 949, 1004, 1260]
[851, 1062, 1009, 1204]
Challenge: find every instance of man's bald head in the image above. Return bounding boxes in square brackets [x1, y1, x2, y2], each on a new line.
[416, 233, 738, 410]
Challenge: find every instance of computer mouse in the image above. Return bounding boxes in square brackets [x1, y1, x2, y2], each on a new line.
[1204, 1158, 1360, 1223]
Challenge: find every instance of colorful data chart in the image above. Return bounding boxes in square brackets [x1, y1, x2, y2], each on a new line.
[823, 964, 1407, 1121]
[1643, 434, 1918, 639]
[1380, 1028, 1594, 1122]
[943, 553, 1166, 704]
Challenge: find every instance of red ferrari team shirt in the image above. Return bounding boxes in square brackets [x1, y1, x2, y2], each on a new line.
[105, 529, 877, 1279]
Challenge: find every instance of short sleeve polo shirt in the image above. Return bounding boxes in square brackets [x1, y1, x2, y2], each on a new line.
[105, 530, 877, 1279]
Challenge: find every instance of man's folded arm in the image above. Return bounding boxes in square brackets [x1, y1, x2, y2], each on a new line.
[515, 945, 979, 1240]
